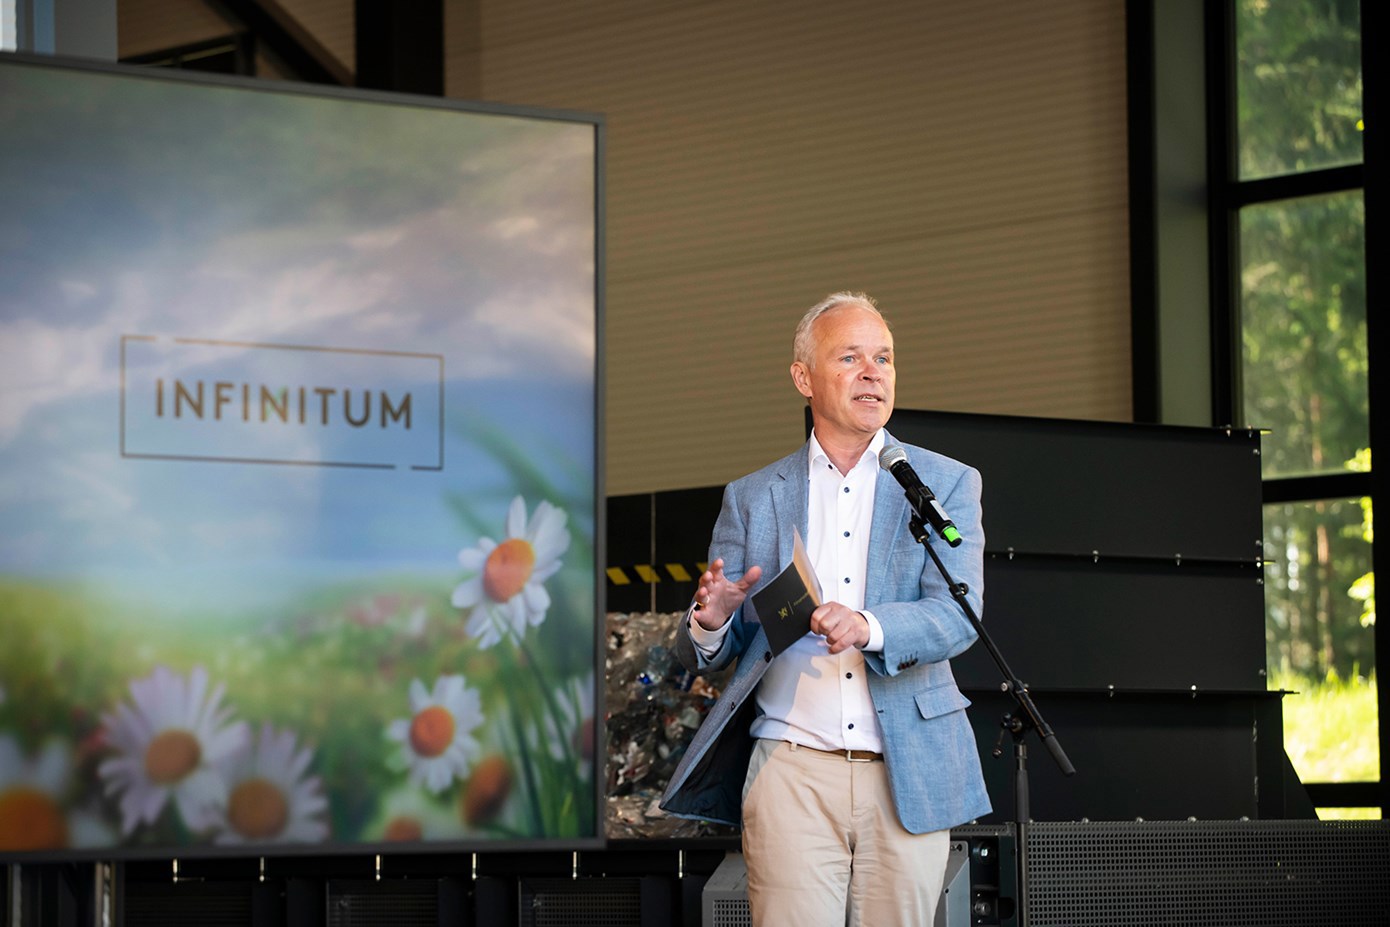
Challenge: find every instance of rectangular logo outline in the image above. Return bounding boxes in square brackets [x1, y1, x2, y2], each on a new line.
[119, 335, 445, 471]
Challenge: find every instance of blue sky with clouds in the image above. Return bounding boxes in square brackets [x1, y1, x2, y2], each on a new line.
[0, 61, 597, 611]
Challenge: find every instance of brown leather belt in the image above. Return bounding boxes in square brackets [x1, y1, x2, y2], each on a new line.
[791, 743, 884, 763]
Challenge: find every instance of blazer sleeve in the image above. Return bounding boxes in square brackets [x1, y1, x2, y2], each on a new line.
[672, 480, 763, 674]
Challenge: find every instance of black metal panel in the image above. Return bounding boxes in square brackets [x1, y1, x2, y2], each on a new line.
[885, 409, 1263, 562]
[951, 825, 1020, 927]
[607, 493, 655, 613]
[472, 874, 513, 925]
[955, 555, 1267, 691]
[9, 863, 100, 927]
[966, 691, 1271, 823]
[286, 877, 326, 927]
[653, 486, 724, 613]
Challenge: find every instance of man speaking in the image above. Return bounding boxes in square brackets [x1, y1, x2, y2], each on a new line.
[661, 292, 991, 926]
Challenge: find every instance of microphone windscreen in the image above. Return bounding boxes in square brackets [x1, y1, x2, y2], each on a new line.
[879, 444, 908, 471]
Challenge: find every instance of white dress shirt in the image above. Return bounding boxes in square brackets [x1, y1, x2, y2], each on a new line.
[691, 428, 888, 752]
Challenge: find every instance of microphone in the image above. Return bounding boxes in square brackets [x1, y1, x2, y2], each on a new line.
[879, 445, 962, 547]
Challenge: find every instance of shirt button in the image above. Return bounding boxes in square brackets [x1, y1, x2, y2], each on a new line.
[844, 577, 851, 584]
[843, 531, 850, 538]
[843, 486, 850, 493]
[845, 672, 853, 679]
[847, 723, 855, 730]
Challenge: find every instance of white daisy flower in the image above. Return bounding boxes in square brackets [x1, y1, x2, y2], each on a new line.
[0, 736, 112, 850]
[98, 665, 249, 835]
[451, 496, 570, 648]
[366, 786, 461, 842]
[211, 724, 328, 845]
[386, 675, 484, 794]
[0, 736, 72, 851]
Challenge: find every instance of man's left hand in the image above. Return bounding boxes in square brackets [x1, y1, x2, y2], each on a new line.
[809, 602, 870, 654]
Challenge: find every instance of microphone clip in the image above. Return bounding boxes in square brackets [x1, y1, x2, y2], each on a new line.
[905, 488, 962, 547]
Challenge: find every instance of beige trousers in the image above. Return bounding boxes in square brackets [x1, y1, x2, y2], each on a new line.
[741, 739, 951, 927]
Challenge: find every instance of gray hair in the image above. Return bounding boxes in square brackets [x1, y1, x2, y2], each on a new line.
[792, 291, 886, 366]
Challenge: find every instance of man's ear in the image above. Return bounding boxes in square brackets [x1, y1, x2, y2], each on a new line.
[790, 361, 813, 399]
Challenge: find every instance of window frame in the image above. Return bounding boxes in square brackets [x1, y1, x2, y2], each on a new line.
[1204, 0, 1384, 817]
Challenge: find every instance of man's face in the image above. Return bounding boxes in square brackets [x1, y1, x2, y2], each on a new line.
[791, 304, 896, 445]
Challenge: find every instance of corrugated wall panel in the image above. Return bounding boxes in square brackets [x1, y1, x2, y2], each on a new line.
[123, 0, 1132, 495]
[119, 0, 352, 75]
[453, 0, 1131, 493]
[117, 0, 230, 57]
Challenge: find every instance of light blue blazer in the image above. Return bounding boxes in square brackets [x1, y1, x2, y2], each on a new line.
[659, 432, 993, 834]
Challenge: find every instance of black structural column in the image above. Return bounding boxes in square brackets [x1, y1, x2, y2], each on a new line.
[1359, 0, 1387, 820]
[355, 1, 444, 96]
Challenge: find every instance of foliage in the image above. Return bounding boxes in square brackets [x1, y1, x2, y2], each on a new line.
[1271, 669, 1379, 788]
[0, 422, 597, 851]
[1235, 2, 1372, 690]
[1235, 0, 1363, 179]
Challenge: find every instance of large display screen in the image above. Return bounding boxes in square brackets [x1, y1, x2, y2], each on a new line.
[0, 54, 602, 857]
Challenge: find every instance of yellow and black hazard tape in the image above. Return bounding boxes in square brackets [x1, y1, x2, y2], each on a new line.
[606, 563, 708, 586]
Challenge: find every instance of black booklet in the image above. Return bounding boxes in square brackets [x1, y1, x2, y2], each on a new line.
[750, 527, 823, 656]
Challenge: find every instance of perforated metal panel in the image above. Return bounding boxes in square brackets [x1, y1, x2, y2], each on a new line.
[124, 894, 251, 927]
[123, 883, 253, 927]
[702, 851, 749, 927]
[326, 880, 438, 927]
[710, 898, 752, 927]
[1024, 820, 1390, 927]
[519, 877, 642, 927]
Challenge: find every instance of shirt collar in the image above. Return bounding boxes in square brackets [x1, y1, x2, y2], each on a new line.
[808, 428, 887, 477]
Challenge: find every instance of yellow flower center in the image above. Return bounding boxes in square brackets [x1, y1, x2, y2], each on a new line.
[384, 817, 424, 841]
[409, 705, 456, 758]
[0, 787, 69, 851]
[461, 754, 513, 826]
[144, 729, 202, 784]
[226, 777, 289, 840]
[482, 538, 536, 602]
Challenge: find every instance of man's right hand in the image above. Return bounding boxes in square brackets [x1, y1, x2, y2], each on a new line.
[691, 558, 763, 631]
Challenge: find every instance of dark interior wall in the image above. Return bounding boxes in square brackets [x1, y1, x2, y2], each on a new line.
[607, 410, 1306, 823]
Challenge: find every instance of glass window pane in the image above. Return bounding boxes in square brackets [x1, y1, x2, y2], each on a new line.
[1316, 807, 1382, 820]
[1236, 0, 1363, 180]
[1240, 192, 1366, 478]
[1264, 498, 1378, 785]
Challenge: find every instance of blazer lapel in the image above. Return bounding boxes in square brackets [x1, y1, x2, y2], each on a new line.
[768, 442, 810, 569]
[868, 431, 910, 600]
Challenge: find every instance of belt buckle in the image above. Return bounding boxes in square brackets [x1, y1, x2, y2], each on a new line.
[845, 749, 871, 763]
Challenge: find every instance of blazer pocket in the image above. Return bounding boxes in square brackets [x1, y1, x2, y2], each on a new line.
[914, 684, 971, 721]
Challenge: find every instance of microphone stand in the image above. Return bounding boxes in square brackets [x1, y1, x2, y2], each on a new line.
[906, 514, 1075, 927]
